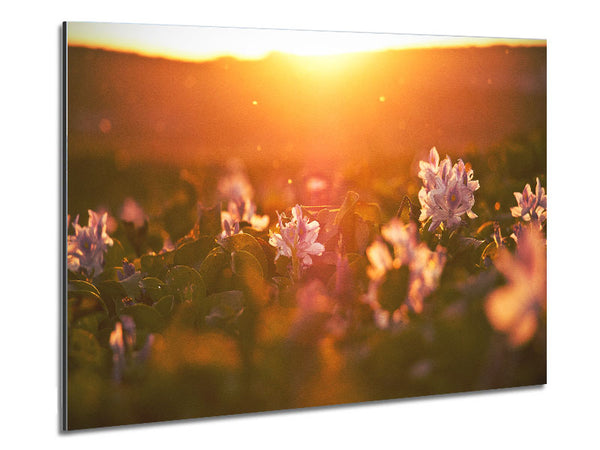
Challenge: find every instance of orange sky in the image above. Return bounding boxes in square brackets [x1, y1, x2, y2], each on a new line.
[67, 22, 545, 62]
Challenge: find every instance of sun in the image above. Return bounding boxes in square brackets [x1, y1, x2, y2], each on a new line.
[67, 22, 544, 62]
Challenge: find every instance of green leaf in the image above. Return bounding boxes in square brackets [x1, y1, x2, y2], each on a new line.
[231, 250, 270, 306]
[68, 328, 105, 370]
[140, 251, 175, 279]
[220, 233, 269, 276]
[67, 269, 87, 281]
[449, 236, 487, 267]
[239, 226, 266, 239]
[334, 191, 360, 227]
[154, 295, 175, 317]
[198, 246, 229, 292]
[231, 250, 264, 281]
[340, 212, 372, 254]
[353, 201, 382, 226]
[166, 265, 207, 308]
[68, 280, 109, 317]
[255, 236, 277, 277]
[96, 279, 128, 316]
[315, 208, 339, 245]
[196, 203, 222, 237]
[92, 266, 122, 283]
[141, 277, 168, 303]
[120, 304, 164, 332]
[205, 290, 245, 328]
[174, 236, 217, 269]
[118, 272, 143, 301]
[68, 280, 101, 299]
[103, 238, 125, 269]
[68, 295, 107, 325]
[72, 311, 107, 336]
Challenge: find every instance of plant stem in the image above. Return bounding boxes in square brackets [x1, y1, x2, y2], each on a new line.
[291, 248, 300, 282]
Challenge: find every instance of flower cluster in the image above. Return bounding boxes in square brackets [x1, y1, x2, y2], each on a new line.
[418, 147, 479, 232]
[269, 205, 325, 277]
[67, 210, 114, 276]
[218, 170, 269, 238]
[510, 177, 546, 226]
[365, 219, 446, 328]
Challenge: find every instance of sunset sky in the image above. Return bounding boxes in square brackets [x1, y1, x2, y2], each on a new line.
[67, 22, 545, 62]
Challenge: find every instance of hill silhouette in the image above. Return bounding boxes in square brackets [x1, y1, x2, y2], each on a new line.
[67, 45, 546, 168]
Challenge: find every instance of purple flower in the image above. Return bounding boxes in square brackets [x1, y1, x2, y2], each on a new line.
[417, 148, 479, 232]
[220, 198, 269, 237]
[109, 316, 154, 383]
[510, 177, 546, 226]
[117, 259, 137, 281]
[218, 168, 269, 237]
[510, 222, 524, 244]
[418, 147, 446, 190]
[419, 176, 478, 232]
[221, 217, 240, 238]
[493, 222, 504, 248]
[67, 210, 114, 276]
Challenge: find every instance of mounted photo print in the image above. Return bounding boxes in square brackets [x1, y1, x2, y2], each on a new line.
[62, 22, 546, 430]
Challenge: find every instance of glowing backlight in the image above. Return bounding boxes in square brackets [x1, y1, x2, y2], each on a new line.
[67, 22, 544, 62]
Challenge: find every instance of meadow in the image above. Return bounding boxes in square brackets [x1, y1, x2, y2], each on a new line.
[66, 44, 546, 429]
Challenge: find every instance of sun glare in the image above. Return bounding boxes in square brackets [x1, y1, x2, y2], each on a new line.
[67, 22, 545, 62]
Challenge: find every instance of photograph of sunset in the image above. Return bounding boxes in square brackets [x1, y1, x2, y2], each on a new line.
[64, 22, 546, 430]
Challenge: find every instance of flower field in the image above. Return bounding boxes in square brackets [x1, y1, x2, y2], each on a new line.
[66, 140, 546, 429]
[65, 41, 546, 430]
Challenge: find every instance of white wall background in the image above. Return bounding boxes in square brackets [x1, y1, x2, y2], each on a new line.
[2, 1, 598, 448]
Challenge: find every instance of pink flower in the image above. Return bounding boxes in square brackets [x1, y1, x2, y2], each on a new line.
[365, 219, 446, 328]
[120, 197, 147, 228]
[381, 219, 418, 266]
[366, 240, 394, 282]
[269, 205, 325, 268]
[485, 226, 546, 347]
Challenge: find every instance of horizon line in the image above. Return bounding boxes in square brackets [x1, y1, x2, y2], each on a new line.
[66, 22, 545, 63]
[67, 41, 546, 64]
